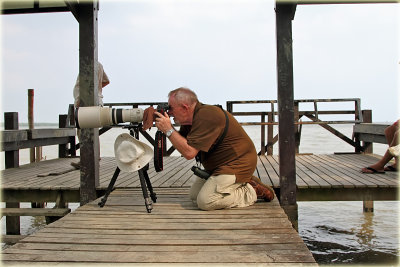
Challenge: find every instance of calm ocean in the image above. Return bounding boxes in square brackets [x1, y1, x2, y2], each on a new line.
[1, 124, 399, 265]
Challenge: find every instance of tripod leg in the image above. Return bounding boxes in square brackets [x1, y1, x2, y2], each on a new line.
[138, 168, 152, 213]
[142, 165, 157, 203]
[98, 167, 120, 208]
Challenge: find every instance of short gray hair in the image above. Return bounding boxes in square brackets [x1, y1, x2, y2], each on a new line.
[168, 87, 199, 105]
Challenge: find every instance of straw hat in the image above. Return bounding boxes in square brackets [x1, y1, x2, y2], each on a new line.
[114, 133, 153, 172]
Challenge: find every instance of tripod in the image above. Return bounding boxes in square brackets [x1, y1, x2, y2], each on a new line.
[98, 124, 157, 213]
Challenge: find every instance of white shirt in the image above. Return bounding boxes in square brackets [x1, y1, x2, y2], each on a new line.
[73, 62, 110, 107]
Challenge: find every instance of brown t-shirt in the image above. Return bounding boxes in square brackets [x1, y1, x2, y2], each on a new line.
[180, 103, 257, 183]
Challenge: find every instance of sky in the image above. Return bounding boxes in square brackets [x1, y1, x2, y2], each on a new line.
[1, 0, 399, 124]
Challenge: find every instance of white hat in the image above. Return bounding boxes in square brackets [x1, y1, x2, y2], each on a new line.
[114, 133, 153, 172]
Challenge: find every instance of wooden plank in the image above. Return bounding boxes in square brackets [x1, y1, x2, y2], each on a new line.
[157, 158, 194, 187]
[330, 154, 398, 186]
[8, 242, 311, 253]
[256, 155, 275, 186]
[1, 235, 27, 244]
[1, 208, 70, 217]
[261, 155, 281, 187]
[2, 137, 73, 151]
[1, 187, 315, 264]
[295, 155, 340, 188]
[307, 155, 356, 188]
[321, 154, 386, 187]
[356, 133, 387, 144]
[269, 155, 311, 188]
[0, 130, 28, 142]
[353, 123, 389, 135]
[28, 128, 75, 139]
[1, 250, 316, 263]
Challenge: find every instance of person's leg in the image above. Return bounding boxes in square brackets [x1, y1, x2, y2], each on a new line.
[196, 174, 257, 211]
[385, 128, 399, 171]
[362, 122, 399, 173]
[189, 176, 206, 203]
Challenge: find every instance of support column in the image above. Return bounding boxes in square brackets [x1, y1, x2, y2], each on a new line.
[78, 1, 100, 205]
[4, 112, 20, 235]
[362, 110, 373, 153]
[275, 2, 298, 230]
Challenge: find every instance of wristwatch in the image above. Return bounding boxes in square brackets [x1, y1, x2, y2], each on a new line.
[165, 128, 175, 138]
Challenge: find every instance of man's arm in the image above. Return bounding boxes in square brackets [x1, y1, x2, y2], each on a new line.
[154, 111, 199, 160]
[167, 130, 199, 160]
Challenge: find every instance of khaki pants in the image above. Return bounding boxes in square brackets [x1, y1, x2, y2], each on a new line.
[189, 174, 257, 210]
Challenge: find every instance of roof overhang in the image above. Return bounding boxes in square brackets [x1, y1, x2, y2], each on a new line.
[1, 0, 80, 15]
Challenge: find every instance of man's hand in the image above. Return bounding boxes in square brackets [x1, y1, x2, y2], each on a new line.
[154, 111, 173, 133]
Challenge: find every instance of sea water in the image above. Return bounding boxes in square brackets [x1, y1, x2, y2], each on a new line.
[1, 124, 399, 265]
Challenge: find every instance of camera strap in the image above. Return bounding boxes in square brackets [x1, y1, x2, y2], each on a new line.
[195, 106, 229, 164]
[154, 130, 164, 172]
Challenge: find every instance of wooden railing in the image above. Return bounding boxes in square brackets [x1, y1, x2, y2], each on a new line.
[1, 112, 76, 169]
[226, 98, 365, 155]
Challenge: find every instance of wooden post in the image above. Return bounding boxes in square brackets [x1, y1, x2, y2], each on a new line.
[362, 110, 373, 154]
[28, 89, 43, 163]
[4, 112, 20, 235]
[267, 112, 274, 155]
[363, 200, 374, 212]
[276, 1, 298, 230]
[362, 110, 374, 212]
[59, 115, 69, 158]
[28, 89, 35, 163]
[294, 102, 300, 154]
[78, 0, 100, 205]
[261, 114, 266, 154]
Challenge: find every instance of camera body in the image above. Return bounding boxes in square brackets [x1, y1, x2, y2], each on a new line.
[157, 103, 170, 114]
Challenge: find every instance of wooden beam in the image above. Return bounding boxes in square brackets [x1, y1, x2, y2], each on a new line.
[276, 2, 298, 229]
[1, 6, 70, 15]
[276, 2, 297, 206]
[1, 208, 70, 217]
[78, 1, 99, 206]
[1, 189, 81, 203]
[1, 235, 27, 244]
[64, 0, 80, 21]
[278, 0, 398, 4]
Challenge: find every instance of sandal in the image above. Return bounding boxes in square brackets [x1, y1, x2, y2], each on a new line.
[361, 167, 385, 174]
[384, 165, 398, 172]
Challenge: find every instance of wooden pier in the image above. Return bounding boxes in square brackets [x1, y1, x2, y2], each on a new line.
[2, 154, 398, 205]
[1, 187, 316, 264]
[1, 152, 398, 264]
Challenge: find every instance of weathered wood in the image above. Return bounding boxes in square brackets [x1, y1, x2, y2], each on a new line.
[4, 112, 20, 235]
[78, 1, 100, 205]
[1, 208, 70, 217]
[28, 128, 76, 139]
[28, 89, 36, 163]
[1, 188, 316, 264]
[353, 121, 389, 151]
[1, 136, 73, 152]
[354, 124, 389, 136]
[0, 130, 28, 143]
[276, 2, 297, 212]
[4, 112, 19, 168]
[1, 235, 27, 244]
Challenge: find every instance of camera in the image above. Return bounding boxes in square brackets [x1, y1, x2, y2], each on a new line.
[157, 103, 170, 114]
[75, 106, 144, 129]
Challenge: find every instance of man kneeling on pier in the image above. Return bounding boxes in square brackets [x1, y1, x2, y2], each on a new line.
[143, 87, 274, 210]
